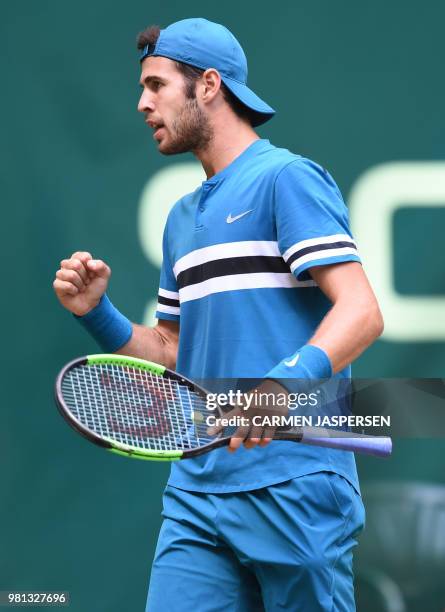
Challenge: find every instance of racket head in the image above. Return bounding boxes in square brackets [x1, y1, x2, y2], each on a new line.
[55, 354, 226, 461]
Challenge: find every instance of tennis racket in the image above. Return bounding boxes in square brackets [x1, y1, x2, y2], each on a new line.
[55, 354, 392, 460]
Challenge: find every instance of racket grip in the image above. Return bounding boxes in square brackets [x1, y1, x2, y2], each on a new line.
[300, 427, 392, 457]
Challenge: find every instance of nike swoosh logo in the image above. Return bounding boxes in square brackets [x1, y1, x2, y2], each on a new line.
[226, 209, 253, 224]
[284, 354, 300, 367]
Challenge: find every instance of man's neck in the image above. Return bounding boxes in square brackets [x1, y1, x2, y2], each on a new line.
[194, 118, 260, 179]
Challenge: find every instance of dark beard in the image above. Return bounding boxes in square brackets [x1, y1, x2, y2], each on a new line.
[160, 98, 213, 155]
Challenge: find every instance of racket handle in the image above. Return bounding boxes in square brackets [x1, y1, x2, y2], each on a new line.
[299, 427, 392, 457]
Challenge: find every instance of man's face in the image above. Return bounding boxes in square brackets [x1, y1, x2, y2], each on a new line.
[138, 56, 212, 155]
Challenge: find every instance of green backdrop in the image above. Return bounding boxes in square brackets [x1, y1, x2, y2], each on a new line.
[2, 1, 444, 610]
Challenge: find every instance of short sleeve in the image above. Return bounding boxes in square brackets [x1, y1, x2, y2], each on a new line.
[155, 223, 180, 322]
[274, 159, 361, 281]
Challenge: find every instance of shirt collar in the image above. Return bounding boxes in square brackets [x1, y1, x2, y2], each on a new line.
[202, 139, 272, 186]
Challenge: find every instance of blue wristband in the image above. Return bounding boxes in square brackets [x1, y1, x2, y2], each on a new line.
[265, 346, 351, 423]
[265, 344, 332, 381]
[75, 294, 133, 352]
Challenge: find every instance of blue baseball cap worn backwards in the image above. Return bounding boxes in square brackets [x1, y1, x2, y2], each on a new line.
[139, 18, 275, 127]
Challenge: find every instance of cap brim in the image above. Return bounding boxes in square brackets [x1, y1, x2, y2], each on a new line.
[221, 76, 275, 127]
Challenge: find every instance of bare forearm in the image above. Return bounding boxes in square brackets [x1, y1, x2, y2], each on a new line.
[307, 263, 384, 373]
[310, 298, 383, 373]
[115, 322, 178, 370]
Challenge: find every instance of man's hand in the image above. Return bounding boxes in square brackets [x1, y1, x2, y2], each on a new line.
[53, 251, 111, 316]
[207, 380, 289, 452]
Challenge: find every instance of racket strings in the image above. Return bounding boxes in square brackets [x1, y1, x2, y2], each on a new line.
[61, 364, 211, 451]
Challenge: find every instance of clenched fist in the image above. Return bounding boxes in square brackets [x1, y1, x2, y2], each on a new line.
[53, 251, 111, 316]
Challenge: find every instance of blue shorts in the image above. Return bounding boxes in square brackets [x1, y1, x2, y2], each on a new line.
[146, 472, 365, 612]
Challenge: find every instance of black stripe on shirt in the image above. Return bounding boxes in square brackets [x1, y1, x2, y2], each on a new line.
[286, 240, 356, 269]
[176, 256, 290, 290]
[158, 295, 180, 307]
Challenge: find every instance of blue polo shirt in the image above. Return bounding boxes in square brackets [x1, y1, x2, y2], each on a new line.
[155, 139, 361, 493]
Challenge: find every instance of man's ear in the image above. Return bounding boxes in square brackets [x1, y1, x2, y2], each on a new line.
[199, 68, 222, 102]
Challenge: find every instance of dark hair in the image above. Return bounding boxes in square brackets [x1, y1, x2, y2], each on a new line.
[136, 25, 259, 126]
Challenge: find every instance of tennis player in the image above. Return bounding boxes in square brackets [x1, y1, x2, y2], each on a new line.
[53, 18, 384, 611]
